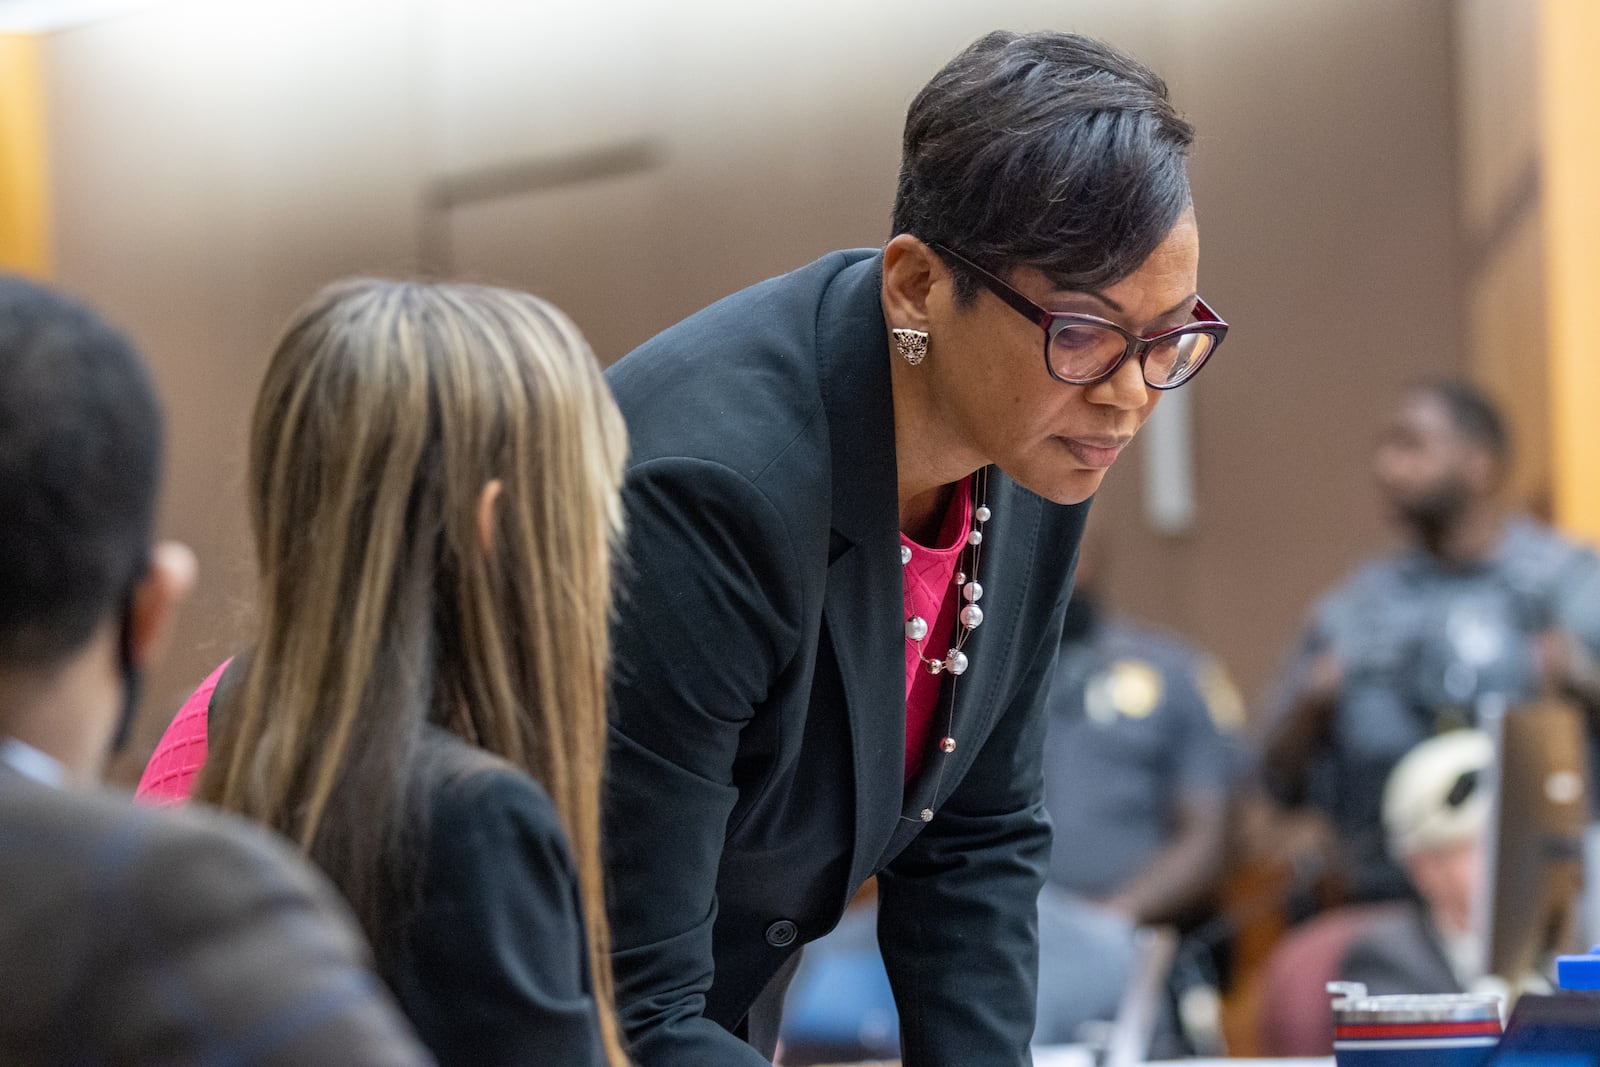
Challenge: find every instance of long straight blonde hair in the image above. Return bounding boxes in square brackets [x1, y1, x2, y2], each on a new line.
[197, 279, 629, 1066]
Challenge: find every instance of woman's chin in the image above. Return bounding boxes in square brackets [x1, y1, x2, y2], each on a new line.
[1002, 464, 1108, 507]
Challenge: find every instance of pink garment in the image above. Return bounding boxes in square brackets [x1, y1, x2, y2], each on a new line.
[900, 480, 971, 783]
[134, 658, 229, 804]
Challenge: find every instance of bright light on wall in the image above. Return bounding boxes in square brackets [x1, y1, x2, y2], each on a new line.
[1142, 387, 1197, 536]
[0, 0, 174, 33]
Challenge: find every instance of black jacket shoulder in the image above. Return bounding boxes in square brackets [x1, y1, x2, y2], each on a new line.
[386, 730, 605, 1067]
[607, 249, 878, 478]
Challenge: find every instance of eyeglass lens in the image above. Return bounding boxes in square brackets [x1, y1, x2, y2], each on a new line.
[1048, 323, 1215, 387]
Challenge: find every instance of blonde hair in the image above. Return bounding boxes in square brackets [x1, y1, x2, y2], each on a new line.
[197, 279, 628, 1065]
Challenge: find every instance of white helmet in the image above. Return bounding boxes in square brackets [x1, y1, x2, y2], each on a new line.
[1382, 729, 1494, 859]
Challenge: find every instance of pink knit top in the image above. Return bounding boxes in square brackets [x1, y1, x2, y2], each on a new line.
[900, 480, 970, 783]
[135, 658, 229, 803]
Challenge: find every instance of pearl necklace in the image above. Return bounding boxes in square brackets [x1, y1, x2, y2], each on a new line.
[901, 467, 989, 822]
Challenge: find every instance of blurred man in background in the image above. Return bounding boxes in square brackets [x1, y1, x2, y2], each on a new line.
[0, 275, 430, 1065]
[1259, 379, 1600, 904]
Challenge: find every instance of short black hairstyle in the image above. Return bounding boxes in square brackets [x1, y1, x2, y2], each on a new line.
[1412, 378, 1510, 464]
[892, 30, 1195, 301]
[0, 275, 162, 668]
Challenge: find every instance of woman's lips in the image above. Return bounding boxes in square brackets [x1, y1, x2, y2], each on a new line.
[1058, 435, 1129, 468]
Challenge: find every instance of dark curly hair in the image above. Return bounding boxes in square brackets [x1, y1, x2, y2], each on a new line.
[0, 276, 161, 667]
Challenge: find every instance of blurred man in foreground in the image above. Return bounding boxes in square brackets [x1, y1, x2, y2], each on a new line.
[0, 275, 430, 1065]
[1260, 379, 1600, 903]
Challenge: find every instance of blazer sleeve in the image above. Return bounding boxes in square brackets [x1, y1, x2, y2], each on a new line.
[875, 591, 1069, 1067]
[95, 808, 433, 1067]
[394, 771, 606, 1067]
[605, 456, 805, 1067]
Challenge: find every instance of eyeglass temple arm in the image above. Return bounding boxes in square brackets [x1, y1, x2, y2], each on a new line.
[934, 241, 1228, 335]
[930, 243, 1054, 330]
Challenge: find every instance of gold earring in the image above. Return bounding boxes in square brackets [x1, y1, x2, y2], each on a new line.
[893, 328, 929, 366]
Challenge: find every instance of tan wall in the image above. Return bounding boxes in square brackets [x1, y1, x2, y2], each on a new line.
[44, 1, 424, 780]
[1457, 0, 1547, 514]
[1093, 0, 1465, 704]
[37, 0, 1465, 779]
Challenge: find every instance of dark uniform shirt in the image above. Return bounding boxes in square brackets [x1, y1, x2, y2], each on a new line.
[1042, 608, 1242, 900]
[1263, 516, 1600, 900]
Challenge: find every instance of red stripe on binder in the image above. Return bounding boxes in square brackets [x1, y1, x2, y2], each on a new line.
[1335, 1021, 1503, 1040]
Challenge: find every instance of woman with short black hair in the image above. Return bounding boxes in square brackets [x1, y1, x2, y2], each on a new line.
[604, 29, 1228, 1067]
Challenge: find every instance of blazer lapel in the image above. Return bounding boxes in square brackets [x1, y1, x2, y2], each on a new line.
[811, 255, 1072, 884]
[813, 255, 909, 894]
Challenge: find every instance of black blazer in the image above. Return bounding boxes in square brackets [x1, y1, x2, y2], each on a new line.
[205, 662, 606, 1066]
[381, 729, 606, 1067]
[604, 250, 1088, 1066]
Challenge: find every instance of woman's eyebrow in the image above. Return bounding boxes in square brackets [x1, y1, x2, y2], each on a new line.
[1053, 290, 1197, 322]
[1154, 293, 1199, 320]
[1069, 288, 1123, 314]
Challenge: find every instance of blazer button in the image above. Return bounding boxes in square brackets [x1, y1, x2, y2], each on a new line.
[764, 919, 798, 948]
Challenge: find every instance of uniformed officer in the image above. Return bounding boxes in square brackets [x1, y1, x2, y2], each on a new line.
[1260, 379, 1600, 903]
[1034, 549, 1243, 1048]
[1042, 594, 1243, 914]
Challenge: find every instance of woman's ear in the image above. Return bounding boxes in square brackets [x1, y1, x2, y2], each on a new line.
[127, 540, 198, 669]
[881, 233, 943, 331]
[476, 480, 504, 557]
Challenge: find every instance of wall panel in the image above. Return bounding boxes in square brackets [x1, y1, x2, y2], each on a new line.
[46, 0, 422, 777]
[36, 1, 1472, 777]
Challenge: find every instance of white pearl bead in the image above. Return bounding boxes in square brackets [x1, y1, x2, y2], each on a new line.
[975, 505, 991, 523]
[966, 529, 983, 546]
[963, 581, 983, 602]
[919, 808, 934, 822]
[905, 615, 928, 641]
[946, 649, 969, 675]
[960, 604, 984, 629]
[900, 544, 912, 565]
